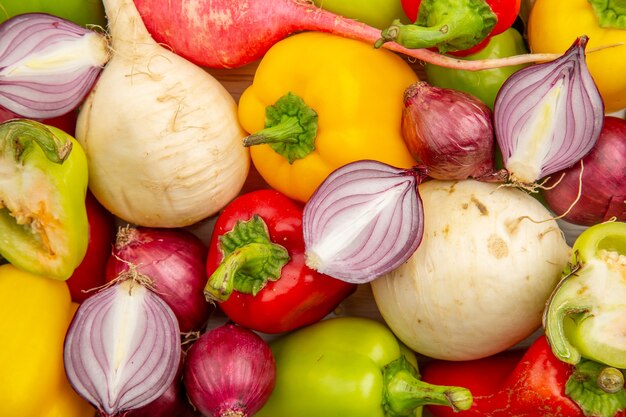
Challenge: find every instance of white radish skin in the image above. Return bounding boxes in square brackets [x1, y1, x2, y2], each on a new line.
[371, 179, 571, 361]
[76, 0, 249, 227]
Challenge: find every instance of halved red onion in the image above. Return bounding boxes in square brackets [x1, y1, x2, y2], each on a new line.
[64, 279, 182, 417]
[303, 160, 426, 284]
[0, 13, 109, 118]
[494, 36, 604, 185]
[106, 226, 213, 333]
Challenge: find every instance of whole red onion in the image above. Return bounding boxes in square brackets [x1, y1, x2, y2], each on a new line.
[106, 226, 213, 333]
[401, 81, 500, 181]
[542, 116, 626, 226]
[184, 323, 276, 417]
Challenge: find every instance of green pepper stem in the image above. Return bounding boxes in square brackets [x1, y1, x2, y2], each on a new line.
[243, 116, 303, 146]
[242, 92, 318, 164]
[565, 359, 626, 417]
[376, 0, 496, 53]
[0, 119, 72, 164]
[587, 0, 626, 30]
[204, 215, 290, 303]
[382, 356, 473, 417]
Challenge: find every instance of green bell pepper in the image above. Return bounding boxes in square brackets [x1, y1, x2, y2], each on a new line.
[0, 0, 106, 27]
[424, 27, 529, 109]
[544, 221, 626, 369]
[0, 119, 89, 280]
[256, 316, 472, 417]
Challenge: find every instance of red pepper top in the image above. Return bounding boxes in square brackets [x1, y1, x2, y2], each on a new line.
[205, 189, 356, 334]
[421, 336, 625, 417]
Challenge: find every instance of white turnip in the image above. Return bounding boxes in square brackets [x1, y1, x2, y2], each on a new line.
[371, 179, 571, 361]
[75, 0, 249, 227]
[133, 0, 559, 70]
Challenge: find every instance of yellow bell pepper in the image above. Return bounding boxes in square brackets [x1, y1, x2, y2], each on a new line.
[527, 0, 626, 113]
[238, 32, 418, 202]
[0, 264, 94, 417]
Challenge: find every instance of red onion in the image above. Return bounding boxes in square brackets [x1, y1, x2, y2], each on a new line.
[106, 226, 213, 333]
[127, 355, 200, 417]
[494, 36, 604, 185]
[184, 322, 276, 417]
[401, 81, 503, 181]
[0, 13, 109, 118]
[64, 279, 182, 417]
[542, 116, 626, 226]
[303, 159, 426, 284]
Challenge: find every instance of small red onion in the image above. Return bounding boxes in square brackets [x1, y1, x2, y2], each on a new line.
[494, 35, 604, 185]
[0, 13, 109, 118]
[184, 323, 276, 417]
[64, 279, 182, 417]
[303, 159, 426, 284]
[542, 116, 626, 226]
[401, 81, 502, 181]
[106, 226, 213, 333]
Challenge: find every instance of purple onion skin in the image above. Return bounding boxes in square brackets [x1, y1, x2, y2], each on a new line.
[106, 226, 214, 333]
[184, 323, 276, 417]
[401, 81, 499, 181]
[542, 116, 626, 226]
[127, 365, 201, 417]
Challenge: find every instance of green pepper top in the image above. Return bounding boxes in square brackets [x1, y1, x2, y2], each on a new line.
[256, 316, 472, 417]
[544, 221, 626, 369]
[0, 119, 89, 280]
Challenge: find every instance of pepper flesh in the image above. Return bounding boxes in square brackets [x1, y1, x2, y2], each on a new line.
[0, 264, 94, 417]
[544, 221, 626, 369]
[238, 31, 417, 203]
[255, 316, 473, 417]
[205, 189, 356, 334]
[0, 119, 89, 280]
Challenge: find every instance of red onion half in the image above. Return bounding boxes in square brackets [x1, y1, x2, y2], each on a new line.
[494, 36, 604, 185]
[401, 81, 502, 181]
[64, 279, 182, 417]
[542, 116, 626, 226]
[0, 13, 109, 118]
[303, 159, 426, 284]
[106, 226, 212, 333]
[184, 323, 276, 417]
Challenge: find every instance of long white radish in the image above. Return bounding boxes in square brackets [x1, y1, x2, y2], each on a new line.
[75, 0, 249, 227]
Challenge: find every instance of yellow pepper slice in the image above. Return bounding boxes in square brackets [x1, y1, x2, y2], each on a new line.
[238, 32, 418, 202]
[527, 0, 626, 113]
[0, 264, 94, 417]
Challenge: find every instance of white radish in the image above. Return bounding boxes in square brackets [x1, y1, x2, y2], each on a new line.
[75, 0, 249, 227]
[371, 179, 571, 361]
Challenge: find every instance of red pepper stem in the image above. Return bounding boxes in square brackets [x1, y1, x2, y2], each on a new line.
[382, 356, 473, 417]
[376, 0, 497, 53]
[204, 242, 280, 302]
[0, 119, 72, 164]
[204, 215, 290, 303]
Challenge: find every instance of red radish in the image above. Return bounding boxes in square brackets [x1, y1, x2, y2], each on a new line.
[133, 0, 558, 70]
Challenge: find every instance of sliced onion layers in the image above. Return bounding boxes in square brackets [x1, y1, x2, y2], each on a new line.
[0, 13, 109, 118]
[494, 36, 604, 185]
[303, 160, 426, 284]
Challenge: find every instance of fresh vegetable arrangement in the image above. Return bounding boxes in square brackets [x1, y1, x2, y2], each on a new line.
[1, 1, 625, 417]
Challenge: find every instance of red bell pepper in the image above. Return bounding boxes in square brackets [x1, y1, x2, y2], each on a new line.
[420, 335, 626, 417]
[204, 189, 356, 334]
[396, 0, 521, 56]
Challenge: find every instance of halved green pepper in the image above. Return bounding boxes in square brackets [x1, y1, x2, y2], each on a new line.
[255, 316, 472, 417]
[544, 221, 626, 369]
[0, 119, 89, 280]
